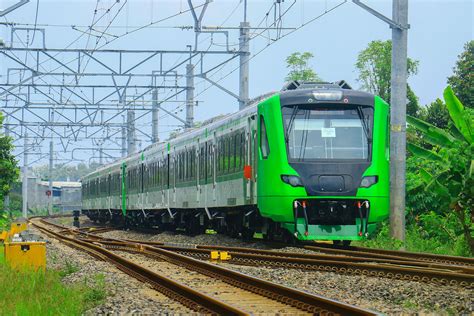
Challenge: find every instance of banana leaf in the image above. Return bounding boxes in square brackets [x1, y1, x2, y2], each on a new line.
[424, 171, 452, 200]
[407, 115, 455, 147]
[443, 86, 473, 144]
[407, 143, 443, 161]
[419, 168, 433, 183]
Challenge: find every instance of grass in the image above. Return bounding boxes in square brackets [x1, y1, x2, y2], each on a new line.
[355, 222, 472, 257]
[0, 245, 107, 316]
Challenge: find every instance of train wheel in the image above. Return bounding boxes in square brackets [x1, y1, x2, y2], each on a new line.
[333, 240, 351, 247]
[241, 228, 254, 241]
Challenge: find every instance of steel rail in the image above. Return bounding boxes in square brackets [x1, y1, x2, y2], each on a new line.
[35, 219, 377, 315]
[30, 220, 249, 315]
[91, 240, 474, 288]
[41, 219, 474, 287]
[304, 244, 474, 267]
[95, 241, 378, 315]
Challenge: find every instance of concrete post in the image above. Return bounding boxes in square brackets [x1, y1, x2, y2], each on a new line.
[152, 88, 159, 142]
[389, 0, 408, 243]
[127, 110, 136, 154]
[121, 115, 127, 157]
[22, 134, 28, 218]
[3, 124, 10, 216]
[186, 64, 195, 129]
[239, 21, 250, 110]
[48, 140, 53, 215]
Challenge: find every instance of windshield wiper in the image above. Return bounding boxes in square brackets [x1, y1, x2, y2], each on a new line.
[357, 106, 372, 159]
[285, 106, 299, 143]
[357, 106, 371, 141]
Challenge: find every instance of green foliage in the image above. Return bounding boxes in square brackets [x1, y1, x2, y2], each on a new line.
[355, 40, 419, 113]
[360, 218, 471, 257]
[447, 40, 473, 109]
[0, 112, 19, 199]
[419, 98, 450, 129]
[407, 85, 420, 117]
[285, 52, 321, 82]
[407, 86, 474, 254]
[0, 262, 106, 315]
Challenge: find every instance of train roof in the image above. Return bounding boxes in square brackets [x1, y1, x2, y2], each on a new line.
[81, 91, 276, 180]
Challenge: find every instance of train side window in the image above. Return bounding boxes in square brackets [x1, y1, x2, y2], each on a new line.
[260, 115, 270, 159]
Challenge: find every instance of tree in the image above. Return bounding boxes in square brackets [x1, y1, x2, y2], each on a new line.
[407, 86, 474, 254]
[447, 40, 473, 109]
[355, 40, 420, 114]
[419, 98, 450, 129]
[285, 52, 321, 82]
[0, 113, 19, 226]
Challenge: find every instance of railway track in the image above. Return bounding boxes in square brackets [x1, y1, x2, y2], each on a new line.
[43, 219, 474, 287]
[31, 218, 377, 315]
[304, 243, 474, 267]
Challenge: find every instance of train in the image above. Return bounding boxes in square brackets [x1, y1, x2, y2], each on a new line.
[82, 80, 390, 244]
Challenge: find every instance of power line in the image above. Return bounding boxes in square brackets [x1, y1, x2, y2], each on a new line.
[29, 0, 40, 45]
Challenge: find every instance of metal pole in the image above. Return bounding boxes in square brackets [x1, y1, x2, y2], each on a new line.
[127, 110, 136, 154]
[22, 134, 28, 218]
[389, 0, 408, 243]
[152, 88, 159, 142]
[186, 63, 194, 129]
[3, 124, 10, 216]
[99, 145, 103, 165]
[121, 115, 127, 157]
[239, 21, 250, 110]
[48, 140, 53, 215]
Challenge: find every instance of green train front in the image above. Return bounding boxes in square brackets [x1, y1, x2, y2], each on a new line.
[257, 82, 389, 241]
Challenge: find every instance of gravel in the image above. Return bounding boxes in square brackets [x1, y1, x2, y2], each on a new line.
[33, 226, 192, 315]
[98, 228, 474, 315]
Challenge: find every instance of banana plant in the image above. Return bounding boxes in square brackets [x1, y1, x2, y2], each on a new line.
[407, 86, 473, 253]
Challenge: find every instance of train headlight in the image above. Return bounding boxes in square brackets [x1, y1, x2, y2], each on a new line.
[281, 175, 304, 187]
[312, 90, 343, 101]
[360, 176, 378, 188]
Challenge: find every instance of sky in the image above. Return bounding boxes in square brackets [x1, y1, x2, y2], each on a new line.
[1, 0, 472, 166]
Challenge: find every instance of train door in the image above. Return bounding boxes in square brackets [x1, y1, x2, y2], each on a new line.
[245, 116, 257, 204]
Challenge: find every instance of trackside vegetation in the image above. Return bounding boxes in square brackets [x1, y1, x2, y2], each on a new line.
[0, 246, 107, 315]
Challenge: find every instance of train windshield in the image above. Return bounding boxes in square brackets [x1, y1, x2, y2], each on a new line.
[282, 105, 373, 161]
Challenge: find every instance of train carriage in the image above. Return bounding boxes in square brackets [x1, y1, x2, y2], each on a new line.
[82, 81, 390, 243]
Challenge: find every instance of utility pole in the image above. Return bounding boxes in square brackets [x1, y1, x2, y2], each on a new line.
[127, 109, 136, 154]
[3, 124, 10, 217]
[151, 88, 159, 143]
[389, 0, 408, 243]
[238, 20, 250, 110]
[186, 63, 195, 129]
[48, 140, 53, 215]
[22, 133, 28, 218]
[352, 0, 409, 244]
[121, 114, 127, 157]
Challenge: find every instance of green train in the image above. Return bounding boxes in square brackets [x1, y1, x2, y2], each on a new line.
[82, 81, 390, 243]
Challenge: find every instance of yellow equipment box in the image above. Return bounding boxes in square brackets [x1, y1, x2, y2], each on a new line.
[10, 219, 28, 236]
[0, 231, 7, 242]
[4, 241, 46, 270]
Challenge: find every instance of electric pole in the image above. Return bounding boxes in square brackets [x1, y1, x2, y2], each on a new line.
[389, 0, 408, 243]
[239, 21, 250, 110]
[22, 133, 28, 218]
[48, 140, 53, 215]
[152, 88, 159, 143]
[352, 0, 409, 244]
[186, 63, 195, 129]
